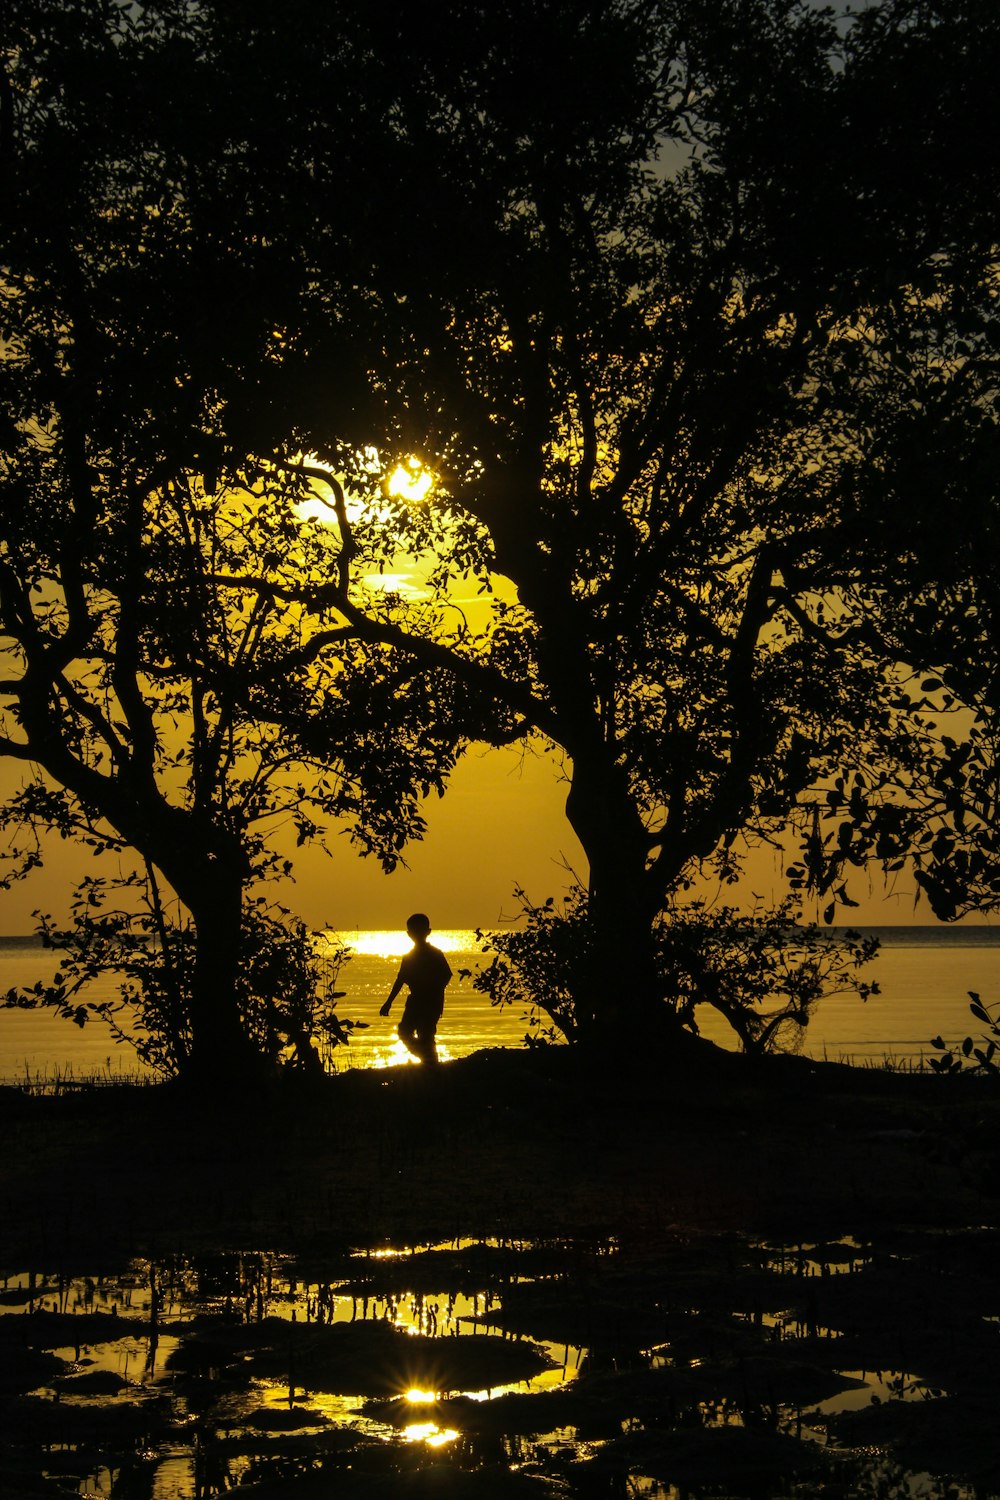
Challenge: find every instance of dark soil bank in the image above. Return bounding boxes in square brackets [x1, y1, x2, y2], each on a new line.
[1, 1043, 997, 1260]
[2, 1046, 999, 1499]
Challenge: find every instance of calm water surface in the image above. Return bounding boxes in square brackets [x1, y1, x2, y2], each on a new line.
[0, 926, 997, 1083]
[1, 1232, 994, 1500]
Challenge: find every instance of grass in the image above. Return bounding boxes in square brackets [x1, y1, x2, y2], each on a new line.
[819, 1049, 934, 1072]
[6, 1059, 153, 1096]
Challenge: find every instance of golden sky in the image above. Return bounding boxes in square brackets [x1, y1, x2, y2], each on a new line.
[0, 744, 580, 933]
[0, 469, 983, 935]
[0, 744, 961, 934]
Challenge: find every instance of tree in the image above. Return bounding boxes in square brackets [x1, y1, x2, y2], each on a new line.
[467, 885, 880, 1054]
[0, 456, 472, 1080]
[10, 877, 355, 1079]
[197, 0, 1000, 1045]
[6, 0, 1000, 1062]
[0, 2, 480, 1081]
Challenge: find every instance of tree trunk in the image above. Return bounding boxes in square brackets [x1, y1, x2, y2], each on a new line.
[164, 852, 264, 1091]
[564, 752, 679, 1050]
[20, 727, 263, 1088]
[185, 882, 253, 1085]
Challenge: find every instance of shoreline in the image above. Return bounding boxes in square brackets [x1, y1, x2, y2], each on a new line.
[4, 925, 1000, 1083]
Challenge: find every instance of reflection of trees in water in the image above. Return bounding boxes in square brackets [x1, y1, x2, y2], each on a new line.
[5, 1231, 997, 1493]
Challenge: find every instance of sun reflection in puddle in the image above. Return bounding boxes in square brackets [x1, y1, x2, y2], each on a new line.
[402, 1420, 460, 1447]
[756, 1237, 872, 1277]
[2, 1233, 984, 1500]
[462, 1336, 585, 1399]
[747, 1311, 845, 1341]
[48, 1335, 179, 1386]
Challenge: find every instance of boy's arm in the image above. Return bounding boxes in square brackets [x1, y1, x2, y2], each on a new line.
[380, 971, 405, 1017]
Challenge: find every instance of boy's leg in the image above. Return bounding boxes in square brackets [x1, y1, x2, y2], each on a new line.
[419, 1004, 443, 1065]
[418, 1025, 439, 1065]
[398, 1000, 423, 1058]
[401, 999, 441, 1064]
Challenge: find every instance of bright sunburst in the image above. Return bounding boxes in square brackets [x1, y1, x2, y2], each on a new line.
[387, 460, 433, 502]
[289, 450, 432, 526]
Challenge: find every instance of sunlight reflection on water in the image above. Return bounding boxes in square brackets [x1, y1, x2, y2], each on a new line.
[333, 927, 474, 959]
[3, 1231, 992, 1500]
[2, 928, 999, 1082]
[3, 1243, 589, 1497]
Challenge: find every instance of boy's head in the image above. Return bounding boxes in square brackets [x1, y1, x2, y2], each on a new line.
[406, 912, 431, 940]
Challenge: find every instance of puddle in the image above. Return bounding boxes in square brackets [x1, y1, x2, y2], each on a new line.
[2, 1231, 998, 1498]
[757, 1236, 873, 1278]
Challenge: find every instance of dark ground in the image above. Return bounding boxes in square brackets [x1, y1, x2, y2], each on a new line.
[1, 1042, 996, 1263]
[3, 1045, 1000, 1498]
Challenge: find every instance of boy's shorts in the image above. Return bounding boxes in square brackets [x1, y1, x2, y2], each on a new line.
[400, 995, 443, 1034]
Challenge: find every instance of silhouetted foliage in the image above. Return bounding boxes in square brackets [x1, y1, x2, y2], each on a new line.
[930, 991, 1000, 1076]
[198, 0, 1000, 1042]
[472, 886, 879, 1054]
[0, 454, 474, 1080]
[0, 2, 518, 1082]
[4, 875, 355, 1077]
[4, 0, 1000, 1057]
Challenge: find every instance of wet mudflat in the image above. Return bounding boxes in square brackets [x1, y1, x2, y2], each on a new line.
[2, 1045, 1000, 1497]
[3, 1232, 1000, 1498]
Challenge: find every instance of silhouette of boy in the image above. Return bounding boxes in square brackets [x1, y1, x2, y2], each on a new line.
[380, 913, 452, 1064]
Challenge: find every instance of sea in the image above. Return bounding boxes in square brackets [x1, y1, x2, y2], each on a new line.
[0, 926, 998, 1085]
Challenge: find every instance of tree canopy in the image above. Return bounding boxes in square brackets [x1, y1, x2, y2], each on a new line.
[3, 0, 1000, 1061]
[0, 2, 484, 1078]
[213, 0, 1000, 1037]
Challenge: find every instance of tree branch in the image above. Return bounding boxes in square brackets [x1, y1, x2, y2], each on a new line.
[211, 570, 562, 739]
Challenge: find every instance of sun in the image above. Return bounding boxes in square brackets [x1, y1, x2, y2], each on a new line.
[386, 460, 433, 502]
[290, 456, 432, 524]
